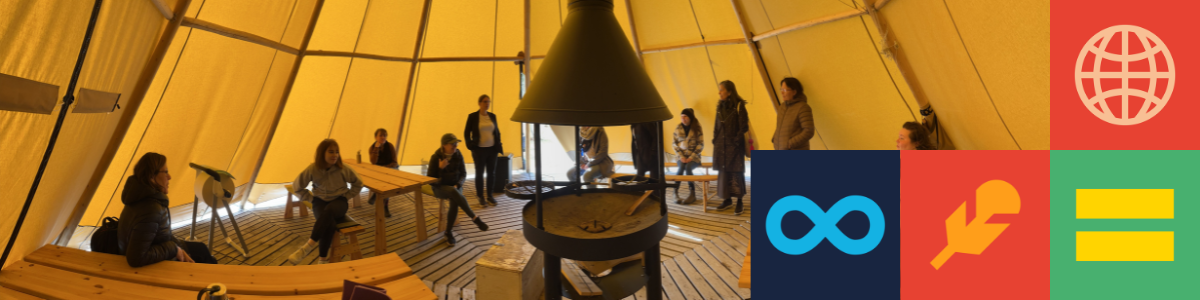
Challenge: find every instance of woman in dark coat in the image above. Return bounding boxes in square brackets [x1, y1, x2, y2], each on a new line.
[118, 152, 217, 267]
[464, 94, 503, 207]
[712, 80, 749, 215]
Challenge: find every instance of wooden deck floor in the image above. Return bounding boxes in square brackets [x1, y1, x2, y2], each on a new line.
[69, 174, 751, 300]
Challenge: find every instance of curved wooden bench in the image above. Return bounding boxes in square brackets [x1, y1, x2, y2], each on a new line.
[613, 160, 713, 174]
[610, 173, 719, 211]
[14, 245, 432, 298]
[0, 259, 435, 300]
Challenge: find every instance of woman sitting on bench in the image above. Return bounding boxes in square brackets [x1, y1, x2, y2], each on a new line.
[118, 152, 217, 267]
[427, 133, 489, 246]
[289, 139, 364, 265]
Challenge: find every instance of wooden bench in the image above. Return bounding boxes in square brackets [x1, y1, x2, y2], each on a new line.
[611, 173, 719, 211]
[284, 184, 309, 219]
[0, 245, 435, 299]
[292, 197, 366, 263]
[613, 160, 713, 175]
[420, 185, 461, 231]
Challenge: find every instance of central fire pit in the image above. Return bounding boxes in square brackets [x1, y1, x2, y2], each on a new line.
[508, 0, 674, 299]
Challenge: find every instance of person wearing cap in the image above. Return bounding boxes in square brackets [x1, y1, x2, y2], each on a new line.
[673, 108, 704, 204]
[567, 126, 614, 184]
[426, 133, 489, 246]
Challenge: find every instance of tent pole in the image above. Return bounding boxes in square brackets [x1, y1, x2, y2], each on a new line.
[862, 0, 928, 113]
[394, 0, 435, 165]
[3, 0, 104, 268]
[54, 0, 195, 247]
[236, 0, 326, 207]
[728, 0, 780, 114]
[623, 0, 643, 63]
[522, 0, 531, 172]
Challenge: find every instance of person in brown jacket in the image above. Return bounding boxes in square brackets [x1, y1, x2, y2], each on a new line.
[772, 77, 815, 150]
[713, 80, 749, 215]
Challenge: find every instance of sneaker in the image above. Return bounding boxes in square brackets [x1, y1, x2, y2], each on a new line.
[486, 195, 498, 205]
[287, 243, 315, 265]
[673, 188, 681, 204]
[445, 233, 457, 246]
[735, 201, 744, 215]
[473, 217, 489, 231]
[716, 198, 734, 211]
[317, 258, 329, 265]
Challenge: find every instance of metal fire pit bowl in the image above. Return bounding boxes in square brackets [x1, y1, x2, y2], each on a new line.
[522, 188, 668, 262]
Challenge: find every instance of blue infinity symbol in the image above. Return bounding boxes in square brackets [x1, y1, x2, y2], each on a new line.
[766, 195, 885, 255]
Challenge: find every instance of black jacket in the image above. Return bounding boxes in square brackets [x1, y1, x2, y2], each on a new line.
[427, 148, 467, 187]
[464, 111, 503, 154]
[117, 177, 179, 267]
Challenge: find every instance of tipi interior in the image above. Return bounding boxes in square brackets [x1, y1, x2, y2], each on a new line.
[1, 0, 1045, 299]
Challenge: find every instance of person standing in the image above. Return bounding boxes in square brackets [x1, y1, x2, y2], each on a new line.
[673, 108, 704, 204]
[464, 95, 503, 207]
[772, 77, 815, 150]
[630, 122, 659, 181]
[713, 80, 749, 215]
[367, 128, 398, 218]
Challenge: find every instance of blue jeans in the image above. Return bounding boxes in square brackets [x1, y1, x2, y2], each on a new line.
[675, 160, 700, 176]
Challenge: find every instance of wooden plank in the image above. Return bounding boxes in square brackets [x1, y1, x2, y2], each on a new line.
[739, 243, 750, 289]
[419, 56, 523, 62]
[640, 38, 745, 54]
[0, 261, 434, 300]
[149, 0, 173, 20]
[661, 259, 703, 300]
[23, 246, 411, 295]
[395, 0, 435, 165]
[624, 0, 643, 62]
[670, 254, 722, 300]
[305, 50, 413, 62]
[0, 286, 41, 300]
[683, 249, 742, 299]
[563, 260, 602, 296]
[626, 190, 654, 215]
[181, 17, 300, 54]
[729, 0, 781, 113]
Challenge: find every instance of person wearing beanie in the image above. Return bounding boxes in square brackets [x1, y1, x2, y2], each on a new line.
[426, 133, 489, 246]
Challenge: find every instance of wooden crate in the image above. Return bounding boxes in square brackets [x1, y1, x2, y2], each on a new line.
[476, 230, 544, 300]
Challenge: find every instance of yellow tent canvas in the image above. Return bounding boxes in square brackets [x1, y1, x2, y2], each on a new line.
[0, 0, 1046, 270]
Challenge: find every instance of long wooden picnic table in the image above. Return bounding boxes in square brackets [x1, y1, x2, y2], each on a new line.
[346, 162, 438, 256]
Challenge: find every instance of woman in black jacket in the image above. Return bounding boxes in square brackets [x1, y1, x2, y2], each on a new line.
[463, 94, 503, 207]
[117, 152, 217, 267]
[428, 133, 489, 246]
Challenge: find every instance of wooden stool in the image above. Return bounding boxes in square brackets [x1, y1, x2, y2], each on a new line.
[329, 218, 365, 263]
[422, 185, 460, 233]
[284, 184, 309, 219]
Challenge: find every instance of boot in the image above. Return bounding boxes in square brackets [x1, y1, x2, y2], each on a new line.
[384, 201, 392, 218]
[367, 193, 376, 206]
[735, 198, 744, 215]
[673, 186, 682, 204]
[486, 193, 498, 205]
[683, 183, 697, 205]
[477, 192, 489, 207]
[473, 216, 489, 231]
[445, 231, 457, 246]
[717, 198, 734, 210]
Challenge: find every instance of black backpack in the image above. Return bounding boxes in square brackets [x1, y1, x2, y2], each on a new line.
[90, 217, 122, 255]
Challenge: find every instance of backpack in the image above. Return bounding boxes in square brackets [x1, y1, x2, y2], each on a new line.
[90, 217, 122, 255]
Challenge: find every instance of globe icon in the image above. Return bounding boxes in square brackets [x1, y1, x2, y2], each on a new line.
[1075, 25, 1174, 125]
